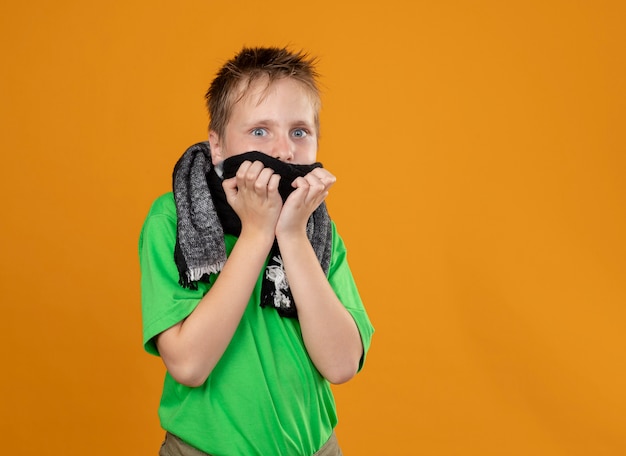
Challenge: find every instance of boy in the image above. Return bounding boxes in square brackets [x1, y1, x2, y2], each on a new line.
[139, 46, 374, 456]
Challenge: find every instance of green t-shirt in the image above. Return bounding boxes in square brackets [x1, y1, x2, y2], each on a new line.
[139, 193, 374, 456]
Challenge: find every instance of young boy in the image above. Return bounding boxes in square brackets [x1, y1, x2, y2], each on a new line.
[139, 46, 374, 456]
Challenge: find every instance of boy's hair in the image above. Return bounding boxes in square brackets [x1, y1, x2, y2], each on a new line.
[205, 46, 321, 138]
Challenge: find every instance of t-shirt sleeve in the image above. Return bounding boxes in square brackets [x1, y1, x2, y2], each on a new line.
[327, 222, 375, 371]
[138, 193, 207, 356]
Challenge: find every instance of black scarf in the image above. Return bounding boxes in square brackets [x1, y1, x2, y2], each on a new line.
[173, 142, 332, 318]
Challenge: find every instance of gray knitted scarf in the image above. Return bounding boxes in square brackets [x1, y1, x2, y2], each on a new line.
[172, 141, 332, 318]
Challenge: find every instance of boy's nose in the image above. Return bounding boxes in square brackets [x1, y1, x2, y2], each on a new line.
[271, 136, 294, 162]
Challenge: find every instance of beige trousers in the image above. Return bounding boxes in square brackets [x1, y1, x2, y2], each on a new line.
[159, 431, 343, 456]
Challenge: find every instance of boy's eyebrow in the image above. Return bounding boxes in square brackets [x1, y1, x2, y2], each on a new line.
[244, 119, 315, 128]
[244, 119, 278, 127]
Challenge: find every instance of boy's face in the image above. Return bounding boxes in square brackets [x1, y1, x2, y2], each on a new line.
[209, 77, 318, 166]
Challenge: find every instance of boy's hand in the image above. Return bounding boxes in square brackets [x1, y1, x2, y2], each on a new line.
[276, 168, 336, 238]
[222, 160, 283, 240]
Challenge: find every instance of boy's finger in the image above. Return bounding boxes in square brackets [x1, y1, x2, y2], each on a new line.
[253, 167, 278, 196]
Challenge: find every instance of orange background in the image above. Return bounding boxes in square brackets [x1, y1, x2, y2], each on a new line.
[1, 1, 625, 455]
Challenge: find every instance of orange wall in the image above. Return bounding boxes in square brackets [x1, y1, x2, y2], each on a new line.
[1, 1, 625, 454]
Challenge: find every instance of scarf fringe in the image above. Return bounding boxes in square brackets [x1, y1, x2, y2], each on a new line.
[187, 262, 225, 283]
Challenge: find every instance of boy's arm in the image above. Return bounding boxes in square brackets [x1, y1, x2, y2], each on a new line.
[156, 161, 282, 387]
[276, 169, 364, 384]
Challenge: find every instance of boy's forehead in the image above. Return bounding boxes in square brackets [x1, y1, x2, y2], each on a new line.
[232, 75, 318, 110]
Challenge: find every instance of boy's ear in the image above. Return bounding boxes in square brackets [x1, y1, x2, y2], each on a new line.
[208, 131, 223, 165]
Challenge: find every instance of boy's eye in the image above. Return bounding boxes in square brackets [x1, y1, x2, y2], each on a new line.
[251, 128, 268, 137]
[292, 128, 307, 138]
